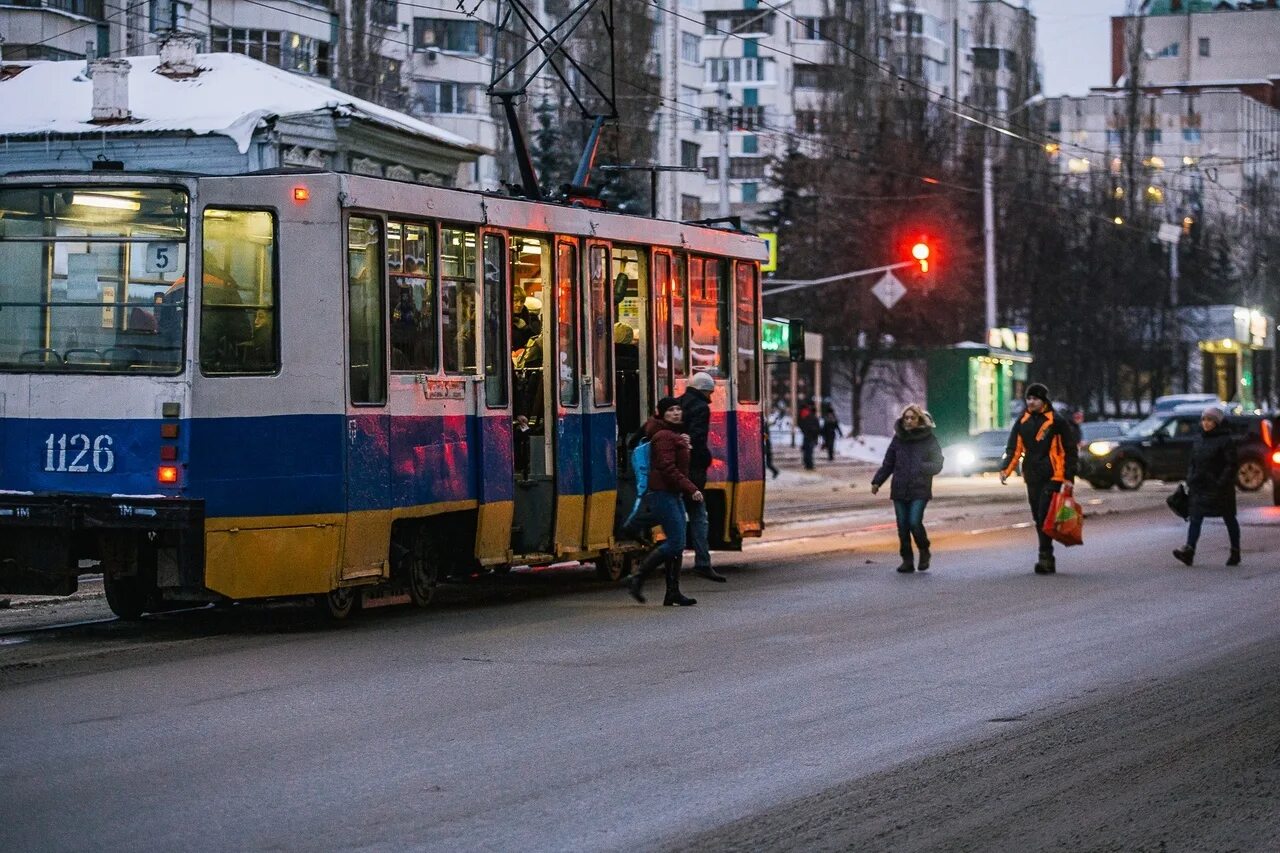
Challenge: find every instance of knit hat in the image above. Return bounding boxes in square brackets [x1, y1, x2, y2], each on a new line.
[1025, 383, 1051, 403]
[689, 372, 716, 393]
[1201, 406, 1224, 424]
[656, 396, 681, 417]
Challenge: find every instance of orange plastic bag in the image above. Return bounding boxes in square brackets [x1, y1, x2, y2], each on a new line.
[1042, 484, 1084, 547]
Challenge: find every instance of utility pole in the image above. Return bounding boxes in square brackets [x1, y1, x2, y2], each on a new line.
[983, 135, 997, 332]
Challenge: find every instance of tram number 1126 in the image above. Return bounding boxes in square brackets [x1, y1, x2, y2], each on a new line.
[44, 433, 116, 473]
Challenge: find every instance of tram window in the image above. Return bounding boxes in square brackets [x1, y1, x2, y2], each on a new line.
[346, 216, 386, 405]
[556, 241, 579, 406]
[482, 233, 508, 407]
[0, 186, 189, 375]
[387, 220, 436, 372]
[672, 254, 689, 377]
[440, 227, 477, 374]
[593, 246, 616, 405]
[689, 256, 725, 375]
[653, 253, 672, 397]
[511, 236, 548, 424]
[200, 208, 278, 375]
[735, 260, 760, 403]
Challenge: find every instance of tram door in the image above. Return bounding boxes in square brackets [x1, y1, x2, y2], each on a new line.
[550, 239, 586, 553]
[608, 246, 650, 539]
[510, 235, 555, 555]
[474, 230, 515, 565]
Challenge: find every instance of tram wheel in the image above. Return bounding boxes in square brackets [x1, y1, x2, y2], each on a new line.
[315, 587, 360, 621]
[103, 572, 151, 620]
[594, 552, 625, 583]
[407, 536, 439, 608]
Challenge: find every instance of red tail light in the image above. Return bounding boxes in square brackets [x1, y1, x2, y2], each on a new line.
[158, 465, 179, 485]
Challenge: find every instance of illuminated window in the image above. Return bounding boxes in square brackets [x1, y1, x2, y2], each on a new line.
[202, 209, 278, 375]
[346, 216, 385, 404]
[387, 220, 435, 372]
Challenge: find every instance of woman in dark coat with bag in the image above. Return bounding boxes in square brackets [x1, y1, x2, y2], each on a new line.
[871, 405, 945, 573]
[1173, 407, 1241, 566]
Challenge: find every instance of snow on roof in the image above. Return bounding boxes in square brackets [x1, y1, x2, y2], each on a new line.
[0, 53, 483, 156]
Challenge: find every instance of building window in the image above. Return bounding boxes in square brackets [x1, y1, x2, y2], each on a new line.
[681, 194, 702, 220]
[681, 31, 700, 63]
[371, 0, 397, 27]
[412, 17, 491, 54]
[742, 135, 757, 154]
[741, 182, 758, 203]
[681, 140, 700, 168]
[1144, 127, 1162, 144]
[415, 81, 480, 114]
[211, 27, 330, 76]
[702, 157, 767, 181]
[794, 64, 838, 90]
[705, 10, 774, 36]
[1198, 37, 1210, 57]
[705, 57, 774, 84]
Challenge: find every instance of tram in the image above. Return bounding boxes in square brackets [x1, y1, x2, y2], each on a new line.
[0, 171, 768, 618]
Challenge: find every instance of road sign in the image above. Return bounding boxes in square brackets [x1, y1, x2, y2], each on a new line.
[759, 232, 778, 272]
[1157, 223, 1182, 244]
[871, 271, 907, 309]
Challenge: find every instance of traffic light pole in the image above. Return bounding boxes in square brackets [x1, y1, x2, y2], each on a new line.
[763, 260, 917, 296]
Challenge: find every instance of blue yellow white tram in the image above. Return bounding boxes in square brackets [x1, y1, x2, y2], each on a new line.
[0, 171, 768, 618]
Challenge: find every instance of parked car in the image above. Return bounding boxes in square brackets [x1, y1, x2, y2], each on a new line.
[945, 429, 1010, 476]
[1077, 421, 1130, 448]
[1150, 393, 1224, 416]
[1080, 404, 1272, 491]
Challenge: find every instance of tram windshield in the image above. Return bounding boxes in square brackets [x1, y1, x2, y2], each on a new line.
[0, 186, 189, 374]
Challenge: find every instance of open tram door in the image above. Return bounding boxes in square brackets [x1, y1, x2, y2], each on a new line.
[473, 229, 516, 566]
[609, 245, 652, 539]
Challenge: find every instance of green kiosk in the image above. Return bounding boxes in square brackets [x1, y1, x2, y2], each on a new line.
[927, 329, 1032, 448]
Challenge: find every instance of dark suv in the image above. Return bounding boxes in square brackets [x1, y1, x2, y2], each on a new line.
[1080, 407, 1273, 492]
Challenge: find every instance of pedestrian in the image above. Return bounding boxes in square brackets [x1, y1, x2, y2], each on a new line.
[999, 383, 1079, 575]
[797, 401, 821, 470]
[1173, 407, 1241, 567]
[820, 401, 843, 461]
[624, 397, 701, 606]
[675, 371, 726, 582]
[871, 404, 944, 573]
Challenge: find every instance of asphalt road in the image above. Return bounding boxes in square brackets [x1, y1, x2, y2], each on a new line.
[2, 491, 1278, 852]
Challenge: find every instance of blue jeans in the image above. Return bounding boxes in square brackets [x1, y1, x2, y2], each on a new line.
[647, 492, 688, 561]
[1187, 513, 1240, 550]
[893, 498, 930, 558]
[682, 492, 711, 569]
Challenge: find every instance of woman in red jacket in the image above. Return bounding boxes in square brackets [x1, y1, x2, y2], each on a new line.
[625, 397, 702, 606]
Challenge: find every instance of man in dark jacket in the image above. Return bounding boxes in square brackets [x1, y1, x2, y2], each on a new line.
[625, 397, 702, 606]
[1000, 383, 1079, 574]
[675, 372, 725, 582]
[797, 401, 821, 470]
[1173, 407, 1241, 566]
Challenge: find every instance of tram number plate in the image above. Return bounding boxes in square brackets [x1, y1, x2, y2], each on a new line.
[145, 243, 180, 274]
[43, 433, 116, 473]
[424, 378, 466, 400]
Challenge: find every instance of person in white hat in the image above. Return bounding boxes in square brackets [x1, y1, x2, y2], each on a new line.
[675, 372, 726, 583]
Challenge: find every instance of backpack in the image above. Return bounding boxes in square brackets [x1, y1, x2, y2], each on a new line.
[631, 438, 652, 497]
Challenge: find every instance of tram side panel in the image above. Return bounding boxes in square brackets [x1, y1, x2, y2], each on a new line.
[191, 175, 348, 601]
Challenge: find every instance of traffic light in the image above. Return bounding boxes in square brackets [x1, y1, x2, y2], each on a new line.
[788, 318, 806, 362]
[910, 238, 931, 273]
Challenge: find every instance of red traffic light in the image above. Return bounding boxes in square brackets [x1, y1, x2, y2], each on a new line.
[910, 239, 930, 273]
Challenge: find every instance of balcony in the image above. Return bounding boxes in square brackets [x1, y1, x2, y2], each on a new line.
[0, 0, 105, 19]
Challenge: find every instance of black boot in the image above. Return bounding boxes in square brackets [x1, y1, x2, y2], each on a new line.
[917, 548, 931, 572]
[1227, 548, 1241, 566]
[626, 550, 666, 603]
[1034, 551, 1054, 574]
[1172, 546, 1195, 566]
[896, 551, 915, 573]
[663, 560, 697, 607]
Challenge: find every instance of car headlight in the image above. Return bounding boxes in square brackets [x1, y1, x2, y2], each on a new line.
[956, 448, 977, 466]
[1088, 440, 1118, 457]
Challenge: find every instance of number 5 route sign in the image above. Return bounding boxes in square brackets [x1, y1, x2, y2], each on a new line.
[759, 232, 778, 273]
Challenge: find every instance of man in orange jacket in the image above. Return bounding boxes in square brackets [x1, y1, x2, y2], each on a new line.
[1000, 383, 1079, 575]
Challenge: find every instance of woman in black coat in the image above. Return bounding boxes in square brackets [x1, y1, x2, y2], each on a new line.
[871, 405, 945, 573]
[1173, 407, 1241, 566]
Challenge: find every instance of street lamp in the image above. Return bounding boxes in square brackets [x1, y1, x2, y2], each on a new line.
[982, 93, 1044, 332]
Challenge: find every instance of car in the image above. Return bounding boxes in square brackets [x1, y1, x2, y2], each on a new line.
[1080, 404, 1273, 491]
[1077, 421, 1130, 448]
[1150, 393, 1224, 416]
[945, 429, 1010, 476]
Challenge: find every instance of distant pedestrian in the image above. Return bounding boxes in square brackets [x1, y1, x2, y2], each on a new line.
[871, 405, 944, 573]
[797, 401, 821, 470]
[820, 401, 843, 461]
[999, 383, 1079, 575]
[624, 397, 700, 606]
[676, 372, 725, 582]
[1173, 407, 1241, 567]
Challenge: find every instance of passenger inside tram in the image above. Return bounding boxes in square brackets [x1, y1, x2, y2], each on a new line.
[612, 250, 645, 453]
[511, 238, 550, 482]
